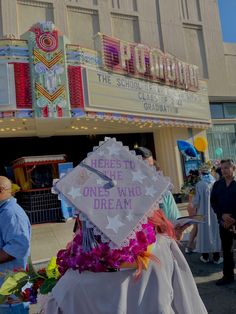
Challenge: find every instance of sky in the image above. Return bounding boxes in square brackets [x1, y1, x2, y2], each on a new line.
[218, 0, 236, 43]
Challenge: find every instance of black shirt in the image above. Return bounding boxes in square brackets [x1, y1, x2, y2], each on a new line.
[210, 178, 236, 220]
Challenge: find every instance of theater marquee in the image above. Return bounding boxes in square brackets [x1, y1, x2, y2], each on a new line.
[83, 68, 210, 123]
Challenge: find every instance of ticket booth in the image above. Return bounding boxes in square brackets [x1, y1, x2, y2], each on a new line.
[12, 155, 66, 224]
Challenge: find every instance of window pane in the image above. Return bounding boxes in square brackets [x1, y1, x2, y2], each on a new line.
[67, 8, 100, 49]
[17, 1, 54, 36]
[207, 124, 236, 160]
[111, 14, 140, 43]
[183, 26, 208, 78]
[223, 103, 236, 119]
[210, 104, 224, 119]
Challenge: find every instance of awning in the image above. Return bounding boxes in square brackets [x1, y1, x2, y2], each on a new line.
[12, 154, 66, 168]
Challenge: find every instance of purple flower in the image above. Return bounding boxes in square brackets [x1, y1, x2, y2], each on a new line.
[57, 223, 157, 274]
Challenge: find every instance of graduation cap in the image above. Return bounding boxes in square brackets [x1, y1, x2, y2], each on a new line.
[55, 138, 171, 248]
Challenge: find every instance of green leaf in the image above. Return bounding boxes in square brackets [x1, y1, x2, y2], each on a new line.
[39, 278, 57, 295]
[14, 272, 29, 290]
[0, 294, 7, 304]
[0, 272, 28, 296]
[0, 276, 18, 295]
[27, 256, 38, 279]
[13, 272, 28, 281]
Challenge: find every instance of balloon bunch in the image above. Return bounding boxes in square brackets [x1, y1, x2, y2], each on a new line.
[177, 137, 208, 158]
[215, 147, 223, 156]
[177, 136, 224, 160]
[177, 140, 198, 158]
[193, 137, 208, 152]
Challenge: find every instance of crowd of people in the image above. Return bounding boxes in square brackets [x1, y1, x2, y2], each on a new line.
[0, 145, 235, 313]
[184, 158, 236, 287]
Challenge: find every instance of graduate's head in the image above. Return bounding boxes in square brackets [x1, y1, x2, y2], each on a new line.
[199, 163, 211, 175]
[134, 147, 154, 166]
[0, 176, 12, 200]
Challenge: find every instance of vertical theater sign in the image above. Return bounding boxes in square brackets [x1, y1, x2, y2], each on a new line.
[23, 22, 70, 118]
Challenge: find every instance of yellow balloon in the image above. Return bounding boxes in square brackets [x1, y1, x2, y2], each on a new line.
[194, 137, 208, 152]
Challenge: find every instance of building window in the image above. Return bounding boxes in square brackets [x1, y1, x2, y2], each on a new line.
[111, 13, 140, 43]
[67, 7, 100, 49]
[111, 0, 137, 11]
[17, 0, 54, 36]
[180, 0, 201, 22]
[111, 0, 120, 9]
[207, 124, 236, 160]
[210, 103, 224, 119]
[223, 103, 236, 119]
[132, 0, 138, 11]
[183, 25, 208, 78]
[210, 103, 236, 119]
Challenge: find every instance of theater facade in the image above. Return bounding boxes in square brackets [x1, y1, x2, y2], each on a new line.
[0, 21, 212, 191]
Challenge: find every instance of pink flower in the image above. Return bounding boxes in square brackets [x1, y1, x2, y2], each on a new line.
[56, 223, 157, 274]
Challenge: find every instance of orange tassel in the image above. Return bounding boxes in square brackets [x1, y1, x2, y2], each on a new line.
[134, 251, 159, 280]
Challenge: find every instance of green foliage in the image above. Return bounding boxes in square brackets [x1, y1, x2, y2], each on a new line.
[27, 256, 38, 279]
[181, 171, 200, 196]
[39, 278, 57, 295]
[0, 272, 28, 296]
[0, 294, 7, 304]
[0, 256, 60, 304]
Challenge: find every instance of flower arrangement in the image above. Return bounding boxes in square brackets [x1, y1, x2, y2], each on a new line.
[181, 170, 200, 196]
[0, 210, 174, 307]
[0, 256, 60, 305]
[57, 221, 157, 276]
[0, 223, 157, 305]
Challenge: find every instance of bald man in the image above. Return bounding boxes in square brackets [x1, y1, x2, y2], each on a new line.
[0, 176, 31, 278]
[0, 176, 31, 311]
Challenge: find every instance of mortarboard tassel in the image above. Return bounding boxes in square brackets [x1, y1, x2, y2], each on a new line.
[82, 220, 98, 252]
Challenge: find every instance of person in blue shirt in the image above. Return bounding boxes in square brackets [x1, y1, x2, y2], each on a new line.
[0, 176, 31, 313]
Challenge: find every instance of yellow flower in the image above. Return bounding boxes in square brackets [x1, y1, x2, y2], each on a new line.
[11, 183, 20, 195]
[46, 257, 60, 279]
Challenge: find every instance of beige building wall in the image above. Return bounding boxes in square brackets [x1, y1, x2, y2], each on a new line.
[153, 128, 190, 193]
[224, 43, 236, 95]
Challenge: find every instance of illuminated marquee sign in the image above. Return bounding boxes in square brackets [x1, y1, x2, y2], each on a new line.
[84, 68, 210, 122]
[95, 34, 199, 91]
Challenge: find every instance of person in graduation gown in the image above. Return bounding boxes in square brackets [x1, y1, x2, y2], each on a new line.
[192, 164, 222, 264]
[43, 210, 207, 314]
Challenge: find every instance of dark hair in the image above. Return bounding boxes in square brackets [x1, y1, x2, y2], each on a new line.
[220, 159, 234, 166]
[134, 147, 153, 159]
[216, 167, 222, 177]
[189, 170, 199, 176]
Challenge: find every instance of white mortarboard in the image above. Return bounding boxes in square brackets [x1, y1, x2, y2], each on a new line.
[55, 138, 170, 248]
